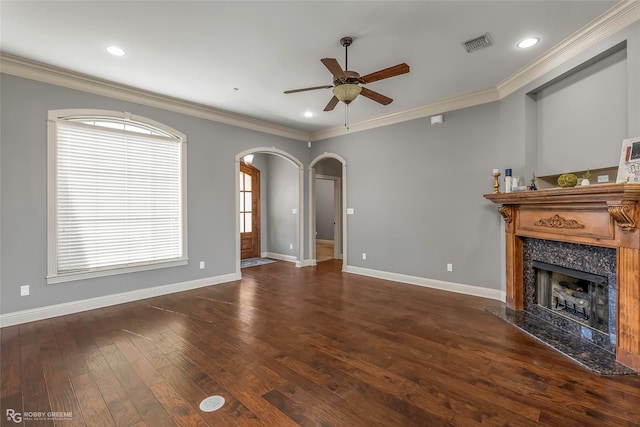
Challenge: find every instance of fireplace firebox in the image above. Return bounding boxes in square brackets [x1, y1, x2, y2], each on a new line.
[534, 261, 608, 333]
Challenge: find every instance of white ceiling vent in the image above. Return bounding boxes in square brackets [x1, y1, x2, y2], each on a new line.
[462, 33, 493, 53]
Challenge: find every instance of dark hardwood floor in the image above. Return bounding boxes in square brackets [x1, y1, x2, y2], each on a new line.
[2, 259, 640, 426]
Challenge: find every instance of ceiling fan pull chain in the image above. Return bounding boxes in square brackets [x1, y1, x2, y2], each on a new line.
[344, 104, 350, 129]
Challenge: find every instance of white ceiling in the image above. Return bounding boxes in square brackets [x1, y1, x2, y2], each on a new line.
[0, 1, 620, 135]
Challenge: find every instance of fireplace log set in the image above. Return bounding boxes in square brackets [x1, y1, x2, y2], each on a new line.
[553, 281, 590, 320]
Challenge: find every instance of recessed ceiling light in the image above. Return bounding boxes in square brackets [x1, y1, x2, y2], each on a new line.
[106, 46, 125, 56]
[517, 37, 539, 49]
[303, 111, 314, 118]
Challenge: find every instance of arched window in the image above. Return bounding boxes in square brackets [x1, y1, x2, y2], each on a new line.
[47, 110, 187, 283]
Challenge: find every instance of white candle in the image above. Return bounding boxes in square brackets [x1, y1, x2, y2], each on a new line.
[492, 169, 500, 174]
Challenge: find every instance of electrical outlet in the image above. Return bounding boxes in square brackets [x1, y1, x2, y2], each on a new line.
[20, 285, 30, 296]
[362, 252, 367, 260]
[447, 263, 453, 272]
[199, 261, 205, 269]
[290, 243, 293, 250]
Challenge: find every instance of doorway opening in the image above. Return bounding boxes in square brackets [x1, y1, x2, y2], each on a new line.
[315, 175, 341, 262]
[309, 154, 347, 270]
[235, 148, 304, 276]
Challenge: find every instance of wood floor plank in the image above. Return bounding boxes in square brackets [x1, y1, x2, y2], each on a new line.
[1, 326, 21, 399]
[69, 372, 116, 426]
[148, 380, 208, 427]
[19, 325, 54, 425]
[4, 260, 640, 426]
[190, 278, 524, 421]
[84, 348, 145, 427]
[38, 332, 84, 426]
[99, 343, 175, 426]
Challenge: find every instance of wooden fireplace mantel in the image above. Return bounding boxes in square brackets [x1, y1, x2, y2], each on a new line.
[484, 183, 640, 370]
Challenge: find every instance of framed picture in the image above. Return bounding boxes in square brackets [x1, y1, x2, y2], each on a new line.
[616, 136, 640, 183]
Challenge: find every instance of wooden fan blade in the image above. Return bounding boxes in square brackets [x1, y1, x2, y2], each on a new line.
[324, 96, 340, 111]
[321, 58, 345, 79]
[284, 85, 333, 94]
[360, 87, 393, 105]
[361, 63, 410, 84]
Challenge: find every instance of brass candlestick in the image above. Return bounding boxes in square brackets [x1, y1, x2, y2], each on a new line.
[492, 172, 501, 193]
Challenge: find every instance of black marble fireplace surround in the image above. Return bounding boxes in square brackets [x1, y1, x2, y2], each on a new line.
[523, 238, 617, 353]
[486, 237, 636, 374]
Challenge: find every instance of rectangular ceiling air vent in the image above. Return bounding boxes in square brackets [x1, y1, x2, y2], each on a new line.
[462, 33, 493, 53]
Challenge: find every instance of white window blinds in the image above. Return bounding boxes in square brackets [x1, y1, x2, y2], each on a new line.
[49, 112, 186, 282]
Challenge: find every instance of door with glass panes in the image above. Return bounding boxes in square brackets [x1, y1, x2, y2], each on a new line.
[240, 162, 260, 259]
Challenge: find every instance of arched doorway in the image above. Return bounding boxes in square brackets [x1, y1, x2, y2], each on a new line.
[235, 148, 304, 276]
[309, 153, 347, 269]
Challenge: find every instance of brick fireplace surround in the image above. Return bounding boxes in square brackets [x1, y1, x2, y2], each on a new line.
[485, 183, 640, 371]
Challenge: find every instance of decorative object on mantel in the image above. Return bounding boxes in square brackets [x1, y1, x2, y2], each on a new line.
[581, 170, 591, 186]
[616, 136, 640, 183]
[557, 173, 578, 188]
[529, 174, 537, 191]
[504, 168, 513, 192]
[492, 169, 501, 193]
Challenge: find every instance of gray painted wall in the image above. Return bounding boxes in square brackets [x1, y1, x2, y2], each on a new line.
[248, 153, 269, 254]
[0, 74, 309, 314]
[312, 104, 506, 289]
[1, 20, 639, 317]
[535, 47, 628, 176]
[315, 157, 342, 176]
[315, 178, 334, 241]
[266, 154, 299, 257]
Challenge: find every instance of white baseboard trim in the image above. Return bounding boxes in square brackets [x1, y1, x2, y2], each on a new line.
[343, 265, 505, 302]
[265, 252, 298, 263]
[297, 259, 314, 267]
[0, 272, 240, 328]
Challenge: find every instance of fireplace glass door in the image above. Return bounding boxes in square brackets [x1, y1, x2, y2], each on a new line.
[533, 261, 608, 333]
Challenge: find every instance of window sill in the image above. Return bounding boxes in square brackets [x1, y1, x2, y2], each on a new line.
[47, 258, 188, 284]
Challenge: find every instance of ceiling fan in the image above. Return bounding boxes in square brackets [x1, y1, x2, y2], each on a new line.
[284, 36, 410, 112]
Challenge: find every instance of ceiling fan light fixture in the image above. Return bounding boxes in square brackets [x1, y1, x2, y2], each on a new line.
[333, 84, 362, 104]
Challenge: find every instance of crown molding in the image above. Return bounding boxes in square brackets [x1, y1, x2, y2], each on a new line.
[309, 86, 500, 141]
[0, 53, 311, 142]
[1, 1, 637, 143]
[497, 0, 640, 99]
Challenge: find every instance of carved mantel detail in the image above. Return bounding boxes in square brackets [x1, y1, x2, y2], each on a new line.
[534, 214, 585, 229]
[607, 202, 636, 230]
[498, 205, 513, 223]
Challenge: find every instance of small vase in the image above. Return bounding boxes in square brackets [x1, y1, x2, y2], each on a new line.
[581, 178, 590, 186]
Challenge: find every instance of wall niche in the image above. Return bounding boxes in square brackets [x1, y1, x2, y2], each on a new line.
[527, 42, 628, 186]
